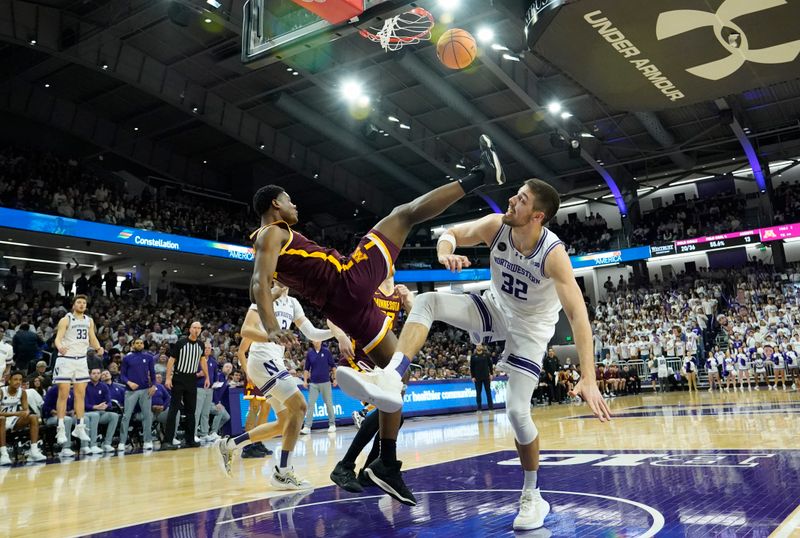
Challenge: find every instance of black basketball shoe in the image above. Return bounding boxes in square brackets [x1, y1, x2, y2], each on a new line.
[364, 459, 416, 506]
[330, 461, 364, 493]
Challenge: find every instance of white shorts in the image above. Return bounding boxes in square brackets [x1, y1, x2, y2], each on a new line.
[471, 291, 555, 381]
[248, 345, 298, 412]
[407, 289, 554, 381]
[53, 355, 90, 383]
[4, 416, 19, 431]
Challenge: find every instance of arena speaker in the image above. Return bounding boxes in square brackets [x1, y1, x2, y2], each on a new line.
[523, 0, 800, 111]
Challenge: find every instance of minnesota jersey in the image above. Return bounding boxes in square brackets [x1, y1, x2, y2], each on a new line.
[353, 288, 403, 361]
[0, 386, 22, 414]
[250, 222, 344, 311]
[488, 225, 563, 327]
[62, 313, 92, 356]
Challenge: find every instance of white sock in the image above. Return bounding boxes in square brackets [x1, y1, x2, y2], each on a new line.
[388, 352, 411, 375]
[57, 418, 65, 429]
[0, 446, 7, 454]
[523, 470, 538, 491]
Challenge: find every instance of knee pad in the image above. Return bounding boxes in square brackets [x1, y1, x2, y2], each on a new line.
[405, 292, 437, 329]
[507, 406, 538, 445]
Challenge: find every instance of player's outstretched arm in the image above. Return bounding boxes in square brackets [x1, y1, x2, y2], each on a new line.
[546, 244, 611, 422]
[252, 226, 296, 347]
[438, 214, 503, 272]
[293, 316, 333, 342]
[289, 296, 334, 342]
[395, 284, 415, 312]
[327, 320, 354, 359]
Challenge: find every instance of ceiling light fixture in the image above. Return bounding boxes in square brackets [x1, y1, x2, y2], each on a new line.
[476, 27, 494, 43]
[547, 101, 561, 114]
[3, 256, 91, 267]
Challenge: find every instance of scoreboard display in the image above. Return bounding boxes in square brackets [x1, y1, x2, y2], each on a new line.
[674, 231, 760, 254]
[648, 230, 760, 257]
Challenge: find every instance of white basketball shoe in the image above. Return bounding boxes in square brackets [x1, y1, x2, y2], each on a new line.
[513, 489, 550, 531]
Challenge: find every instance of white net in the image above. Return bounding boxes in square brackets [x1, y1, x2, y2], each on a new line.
[360, 8, 434, 52]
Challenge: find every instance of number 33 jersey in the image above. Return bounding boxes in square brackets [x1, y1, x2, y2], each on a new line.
[489, 224, 563, 328]
[62, 313, 92, 356]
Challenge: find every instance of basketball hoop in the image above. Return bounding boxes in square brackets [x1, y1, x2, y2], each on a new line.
[359, 7, 434, 52]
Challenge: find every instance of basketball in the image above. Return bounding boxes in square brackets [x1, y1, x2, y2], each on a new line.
[436, 28, 477, 70]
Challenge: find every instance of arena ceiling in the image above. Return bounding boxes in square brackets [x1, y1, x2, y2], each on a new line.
[1, 0, 800, 228]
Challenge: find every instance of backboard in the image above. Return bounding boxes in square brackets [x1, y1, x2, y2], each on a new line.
[241, 0, 409, 67]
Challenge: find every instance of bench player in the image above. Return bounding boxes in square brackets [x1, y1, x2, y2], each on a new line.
[336, 179, 611, 530]
[241, 134, 504, 505]
[53, 294, 103, 446]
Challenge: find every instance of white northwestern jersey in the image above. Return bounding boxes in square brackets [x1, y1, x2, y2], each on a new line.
[62, 313, 92, 356]
[488, 225, 563, 327]
[248, 295, 304, 369]
[0, 386, 22, 414]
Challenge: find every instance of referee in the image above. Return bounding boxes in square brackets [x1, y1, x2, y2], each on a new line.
[164, 321, 208, 449]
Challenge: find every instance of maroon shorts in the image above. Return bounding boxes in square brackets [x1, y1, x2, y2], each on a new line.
[324, 228, 400, 355]
[338, 354, 377, 371]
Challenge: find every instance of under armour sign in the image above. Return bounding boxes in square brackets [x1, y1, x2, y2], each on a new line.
[525, 0, 800, 111]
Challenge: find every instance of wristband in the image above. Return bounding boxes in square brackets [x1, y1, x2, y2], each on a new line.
[437, 232, 457, 252]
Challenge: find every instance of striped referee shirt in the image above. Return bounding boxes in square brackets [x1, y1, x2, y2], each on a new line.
[170, 337, 204, 375]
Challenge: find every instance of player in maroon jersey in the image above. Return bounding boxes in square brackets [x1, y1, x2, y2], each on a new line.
[330, 275, 414, 493]
[243, 134, 505, 505]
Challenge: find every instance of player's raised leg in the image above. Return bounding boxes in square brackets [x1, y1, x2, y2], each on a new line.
[371, 134, 505, 251]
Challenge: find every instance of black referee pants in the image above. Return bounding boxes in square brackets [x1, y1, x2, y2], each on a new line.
[165, 372, 197, 444]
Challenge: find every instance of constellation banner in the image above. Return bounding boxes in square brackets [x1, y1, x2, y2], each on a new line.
[0, 207, 254, 261]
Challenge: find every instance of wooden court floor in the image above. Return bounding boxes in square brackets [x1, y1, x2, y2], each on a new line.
[2, 389, 798, 537]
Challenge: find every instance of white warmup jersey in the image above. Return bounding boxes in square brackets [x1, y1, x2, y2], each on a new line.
[61, 313, 92, 356]
[1, 386, 22, 430]
[475, 225, 563, 379]
[247, 296, 305, 401]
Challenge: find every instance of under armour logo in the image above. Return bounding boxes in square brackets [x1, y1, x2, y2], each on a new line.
[656, 0, 800, 81]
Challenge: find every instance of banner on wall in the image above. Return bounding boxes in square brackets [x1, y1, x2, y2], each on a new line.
[235, 378, 508, 432]
[525, 0, 800, 111]
[0, 207, 254, 261]
[570, 245, 652, 269]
